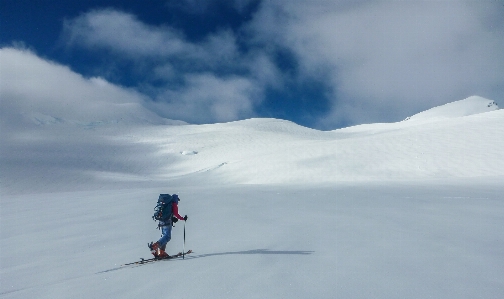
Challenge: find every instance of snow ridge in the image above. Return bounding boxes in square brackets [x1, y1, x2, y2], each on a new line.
[404, 95, 499, 122]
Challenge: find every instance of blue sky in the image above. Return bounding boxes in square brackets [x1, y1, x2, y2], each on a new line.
[1, 0, 504, 129]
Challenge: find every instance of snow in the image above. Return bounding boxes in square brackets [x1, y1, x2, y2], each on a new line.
[2, 184, 504, 298]
[403, 95, 499, 122]
[1, 91, 504, 298]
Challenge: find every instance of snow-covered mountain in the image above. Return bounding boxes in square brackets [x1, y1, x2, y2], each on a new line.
[149, 96, 503, 184]
[403, 95, 499, 122]
[2, 93, 503, 194]
[2, 93, 504, 299]
[2, 48, 503, 193]
[3, 48, 502, 192]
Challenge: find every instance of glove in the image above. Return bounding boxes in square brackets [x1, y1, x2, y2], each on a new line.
[184, 215, 188, 221]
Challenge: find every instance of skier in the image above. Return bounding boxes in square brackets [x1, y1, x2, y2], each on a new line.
[149, 194, 188, 259]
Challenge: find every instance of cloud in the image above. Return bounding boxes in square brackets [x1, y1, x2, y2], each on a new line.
[59, 2, 504, 129]
[0, 47, 179, 192]
[63, 9, 192, 57]
[248, 0, 504, 127]
[62, 9, 281, 124]
[150, 73, 262, 123]
[62, 9, 244, 71]
[0, 47, 165, 127]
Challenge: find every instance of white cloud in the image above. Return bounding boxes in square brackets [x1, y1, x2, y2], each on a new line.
[0, 47, 263, 126]
[59, 2, 504, 129]
[248, 0, 504, 127]
[0, 47, 164, 127]
[63, 10, 241, 70]
[150, 73, 262, 123]
[61, 9, 282, 124]
[63, 9, 191, 57]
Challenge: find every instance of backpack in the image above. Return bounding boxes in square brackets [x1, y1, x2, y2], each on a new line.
[152, 194, 179, 222]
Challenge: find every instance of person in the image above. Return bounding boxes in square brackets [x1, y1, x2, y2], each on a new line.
[149, 194, 188, 258]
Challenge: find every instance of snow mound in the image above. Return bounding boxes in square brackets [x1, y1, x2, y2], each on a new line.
[404, 96, 499, 122]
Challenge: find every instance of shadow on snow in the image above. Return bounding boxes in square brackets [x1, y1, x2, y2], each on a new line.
[95, 249, 313, 274]
[187, 249, 314, 259]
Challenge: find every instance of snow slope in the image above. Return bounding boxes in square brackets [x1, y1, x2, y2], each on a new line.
[2, 183, 504, 299]
[1, 95, 504, 299]
[403, 95, 499, 122]
[2, 96, 503, 193]
[140, 106, 504, 184]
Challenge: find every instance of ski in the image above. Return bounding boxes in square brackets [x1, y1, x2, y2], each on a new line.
[121, 250, 193, 266]
[96, 250, 193, 274]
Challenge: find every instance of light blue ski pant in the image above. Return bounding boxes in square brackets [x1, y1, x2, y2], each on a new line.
[157, 225, 172, 247]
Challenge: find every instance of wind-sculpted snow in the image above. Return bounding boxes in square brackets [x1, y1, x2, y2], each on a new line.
[2, 184, 504, 299]
[1, 96, 504, 299]
[124, 106, 504, 186]
[2, 97, 504, 194]
[403, 95, 499, 122]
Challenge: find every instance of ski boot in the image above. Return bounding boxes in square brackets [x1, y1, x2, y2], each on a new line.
[148, 242, 171, 259]
[148, 242, 160, 258]
[157, 249, 170, 259]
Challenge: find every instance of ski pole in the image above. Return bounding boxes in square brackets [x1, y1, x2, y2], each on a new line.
[183, 220, 186, 259]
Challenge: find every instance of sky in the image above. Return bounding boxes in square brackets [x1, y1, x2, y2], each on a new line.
[1, 0, 504, 130]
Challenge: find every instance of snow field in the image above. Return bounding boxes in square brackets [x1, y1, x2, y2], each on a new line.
[2, 183, 504, 299]
[3, 96, 503, 194]
[1, 95, 504, 298]
[124, 108, 504, 184]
